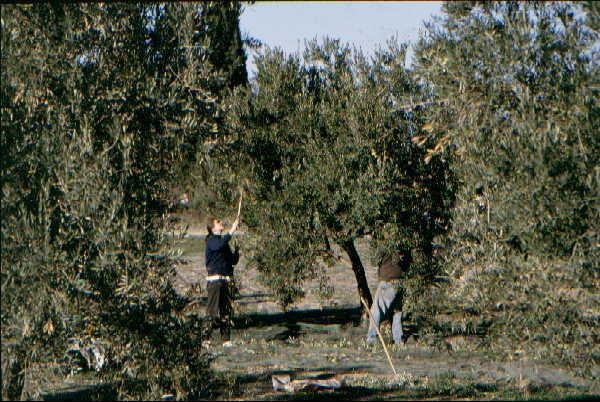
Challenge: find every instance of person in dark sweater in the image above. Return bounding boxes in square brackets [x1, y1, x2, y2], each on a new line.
[366, 247, 412, 345]
[203, 215, 239, 345]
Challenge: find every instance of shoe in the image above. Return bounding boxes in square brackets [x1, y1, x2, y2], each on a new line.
[395, 334, 408, 345]
[222, 341, 234, 348]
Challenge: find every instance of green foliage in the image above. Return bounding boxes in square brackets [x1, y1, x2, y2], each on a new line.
[415, 1, 598, 257]
[176, 2, 251, 215]
[3, 2, 596, 398]
[413, 0, 599, 363]
[200, 2, 248, 90]
[1, 3, 242, 399]
[224, 38, 454, 308]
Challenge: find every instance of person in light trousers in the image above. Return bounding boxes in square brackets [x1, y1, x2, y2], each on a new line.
[367, 248, 412, 345]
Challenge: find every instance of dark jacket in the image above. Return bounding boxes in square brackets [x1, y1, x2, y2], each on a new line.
[205, 234, 239, 276]
[378, 251, 410, 281]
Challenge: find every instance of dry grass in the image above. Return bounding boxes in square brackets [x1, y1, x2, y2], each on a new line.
[167, 213, 599, 400]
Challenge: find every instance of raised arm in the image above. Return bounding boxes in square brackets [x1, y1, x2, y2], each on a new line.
[228, 218, 239, 235]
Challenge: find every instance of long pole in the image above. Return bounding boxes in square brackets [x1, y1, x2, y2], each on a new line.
[361, 297, 397, 375]
[231, 188, 244, 314]
[236, 188, 243, 220]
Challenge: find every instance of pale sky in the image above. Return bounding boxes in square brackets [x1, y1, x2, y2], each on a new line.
[239, 1, 443, 76]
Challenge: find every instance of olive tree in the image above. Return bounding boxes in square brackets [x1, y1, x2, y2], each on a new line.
[223, 38, 454, 310]
[412, 0, 598, 361]
[1, 3, 244, 399]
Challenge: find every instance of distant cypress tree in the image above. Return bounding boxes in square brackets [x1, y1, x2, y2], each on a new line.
[200, 1, 248, 89]
[174, 1, 251, 210]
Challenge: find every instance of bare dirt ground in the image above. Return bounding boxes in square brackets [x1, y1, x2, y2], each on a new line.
[172, 232, 598, 400]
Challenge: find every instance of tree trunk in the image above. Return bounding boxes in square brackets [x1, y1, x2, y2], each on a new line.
[341, 239, 372, 313]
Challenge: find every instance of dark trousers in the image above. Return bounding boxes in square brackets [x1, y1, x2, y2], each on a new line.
[204, 280, 232, 341]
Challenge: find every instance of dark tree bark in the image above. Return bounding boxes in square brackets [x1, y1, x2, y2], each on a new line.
[341, 239, 372, 313]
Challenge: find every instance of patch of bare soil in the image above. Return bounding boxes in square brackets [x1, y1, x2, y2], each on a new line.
[174, 233, 598, 400]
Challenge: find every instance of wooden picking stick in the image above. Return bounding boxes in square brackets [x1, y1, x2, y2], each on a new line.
[361, 297, 397, 375]
[236, 188, 243, 220]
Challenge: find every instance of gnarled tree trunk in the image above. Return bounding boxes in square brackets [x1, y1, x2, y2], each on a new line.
[340, 239, 372, 313]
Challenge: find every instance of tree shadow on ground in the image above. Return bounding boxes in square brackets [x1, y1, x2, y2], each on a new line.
[233, 306, 363, 329]
[40, 382, 117, 401]
[260, 388, 379, 401]
[231, 305, 420, 341]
